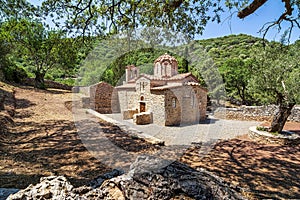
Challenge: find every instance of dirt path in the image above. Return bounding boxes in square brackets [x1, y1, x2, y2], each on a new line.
[0, 85, 161, 189]
[0, 86, 112, 188]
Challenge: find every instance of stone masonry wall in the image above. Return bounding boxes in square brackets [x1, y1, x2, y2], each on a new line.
[197, 86, 208, 121]
[90, 82, 120, 114]
[164, 85, 207, 126]
[215, 105, 300, 122]
[164, 90, 181, 126]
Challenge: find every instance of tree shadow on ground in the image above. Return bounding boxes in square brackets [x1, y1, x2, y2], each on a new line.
[0, 117, 165, 189]
[181, 138, 300, 199]
[0, 119, 112, 189]
[17, 85, 71, 95]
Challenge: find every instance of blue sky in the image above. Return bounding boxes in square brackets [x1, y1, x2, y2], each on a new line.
[31, 0, 299, 43]
[196, 1, 300, 43]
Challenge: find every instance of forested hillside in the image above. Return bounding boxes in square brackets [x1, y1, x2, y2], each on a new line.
[77, 34, 299, 106]
[78, 34, 264, 86]
[1, 31, 299, 107]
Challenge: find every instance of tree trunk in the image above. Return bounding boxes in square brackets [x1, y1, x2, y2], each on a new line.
[269, 103, 295, 133]
[34, 71, 46, 89]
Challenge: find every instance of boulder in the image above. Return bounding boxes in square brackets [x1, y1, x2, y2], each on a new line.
[7, 176, 74, 200]
[133, 112, 152, 125]
[8, 156, 246, 200]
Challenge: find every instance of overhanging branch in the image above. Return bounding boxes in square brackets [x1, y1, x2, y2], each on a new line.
[237, 0, 268, 19]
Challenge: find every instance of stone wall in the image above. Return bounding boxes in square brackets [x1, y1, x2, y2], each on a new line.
[23, 78, 72, 90]
[123, 109, 138, 120]
[90, 82, 120, 114]
[148, 91, 165, 125]
[116, 79, 207, 126]
[249, 126, 300, 145]
[164, 86, 207, 126]
[197, 87, 208, 121]
[164, 89, 181, 126]
[133, 112, 152, 125]
[118, 89, 137, 113]
[215, 105, 300, 122]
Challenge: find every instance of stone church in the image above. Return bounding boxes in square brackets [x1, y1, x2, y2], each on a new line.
[115, 53, 207, 126]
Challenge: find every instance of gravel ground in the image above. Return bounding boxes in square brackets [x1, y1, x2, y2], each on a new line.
[103, 113, 260, 145]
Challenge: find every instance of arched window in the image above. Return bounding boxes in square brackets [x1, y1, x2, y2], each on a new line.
[172, 98, 176, 108]
[140, 96, 144, 101]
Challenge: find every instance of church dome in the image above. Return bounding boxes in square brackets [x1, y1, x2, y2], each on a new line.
[154, 53, 178, 78]
[154, 53, 178, 64]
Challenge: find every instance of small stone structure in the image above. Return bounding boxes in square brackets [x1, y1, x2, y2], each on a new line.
[115, 53, 208, 126]
[89, 82, 120, 114]
[123, 109, 138, 120]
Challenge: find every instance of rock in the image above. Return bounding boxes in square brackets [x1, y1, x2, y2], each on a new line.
[98, 155, 246, 199]
[7, 176, 74, 200]
[89, 169, 124, 188]
[0, 188, 19, 200]
[8, 156, 247, 200]
[133, 112, 152, 125]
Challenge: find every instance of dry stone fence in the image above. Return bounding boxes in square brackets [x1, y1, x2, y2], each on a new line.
[215, 105, 300, 122]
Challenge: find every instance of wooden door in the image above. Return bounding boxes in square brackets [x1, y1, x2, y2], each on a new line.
[140, 102, 146, 112]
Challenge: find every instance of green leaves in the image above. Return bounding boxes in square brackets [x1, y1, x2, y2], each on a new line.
[249, 43, 300, 105]
[219, 58, 253, 104]
[1, 18, 82, 88]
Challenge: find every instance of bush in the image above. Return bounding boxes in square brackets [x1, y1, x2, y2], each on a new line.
[3, 65, 28, 83]
[54, 78, 75, 86]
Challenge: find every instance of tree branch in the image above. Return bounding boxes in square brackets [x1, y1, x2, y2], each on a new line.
[237, 0, 268, 19]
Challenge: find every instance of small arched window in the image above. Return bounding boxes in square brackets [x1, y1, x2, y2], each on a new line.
[191, 94, 195, 108]
[140, 96, 144, 101]
[172, 98, 176, 108]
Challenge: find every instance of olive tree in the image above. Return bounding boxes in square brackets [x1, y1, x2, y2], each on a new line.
[250, 42, 300, 132]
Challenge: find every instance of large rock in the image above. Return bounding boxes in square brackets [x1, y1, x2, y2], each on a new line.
[7, 176, 74, 200]
[133, 112, 152, 125]
[8, 156, 246, 200]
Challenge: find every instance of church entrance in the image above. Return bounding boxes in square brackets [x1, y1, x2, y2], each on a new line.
[140, 96, 146, 112]
[140, 102, 146, 112]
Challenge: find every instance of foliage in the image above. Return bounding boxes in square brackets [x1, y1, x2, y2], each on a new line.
[249, 42, 300, 105]
[39, 0, 299, 43]
[219, 58, 254, 105]
[0, 0, 37, 20]
[78, 45, 189, 86]
[2, 64, 28, 83]
[2, 18, 81, 88]
[249, 42, 299, 132]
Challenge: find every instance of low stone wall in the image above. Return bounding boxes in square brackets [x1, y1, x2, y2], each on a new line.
[23, 78, 72, 90]
[248, 126, 300, 145]
[215, 105, 300, 122]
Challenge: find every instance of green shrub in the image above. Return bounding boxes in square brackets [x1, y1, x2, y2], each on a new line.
[3, 65, 28, 83]
[55, 78, 75, 86]
[256, 126, 268, 131]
